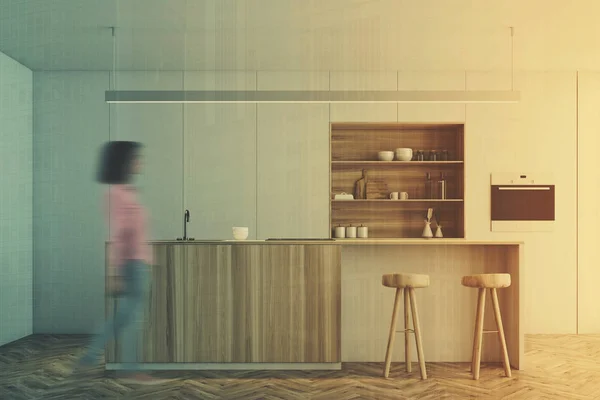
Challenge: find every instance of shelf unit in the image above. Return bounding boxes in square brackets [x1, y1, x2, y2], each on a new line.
[330, 122, 465, 239]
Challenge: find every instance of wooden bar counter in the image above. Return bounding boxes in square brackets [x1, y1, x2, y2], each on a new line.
[105, 239, 523, 371]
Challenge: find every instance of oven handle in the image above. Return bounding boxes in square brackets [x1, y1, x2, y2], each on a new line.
[497, 187, 551, 190]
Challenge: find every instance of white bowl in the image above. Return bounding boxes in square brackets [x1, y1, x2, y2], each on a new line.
[378, 151, 394, 161]
[232, 227, 249, 240]
[395, 148, 413, 161]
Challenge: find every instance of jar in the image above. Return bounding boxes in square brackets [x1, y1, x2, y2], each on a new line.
[429, 150, 437, 161]
[441, 150, 449, 161]
[346, 226, 357, 238]
[357, 225, 369, 238]
[334, 226, 346, 238]
[416, 150, 424, 161]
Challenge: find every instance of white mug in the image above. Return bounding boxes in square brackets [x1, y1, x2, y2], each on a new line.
[400, 192, 409, 200]
[389, 192, 399, 200]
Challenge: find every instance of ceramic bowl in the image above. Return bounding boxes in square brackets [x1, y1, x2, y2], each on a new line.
[232, 227, 249, 240]
[395, 148, 413, 161]
[378, 151, 394, 161]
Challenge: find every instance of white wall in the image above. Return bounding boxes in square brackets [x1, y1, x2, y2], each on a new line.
[0, 51, 32, 346]
[32, 68, 586, 335]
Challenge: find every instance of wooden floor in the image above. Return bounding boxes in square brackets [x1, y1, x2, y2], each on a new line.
[0, 334, 598, 399]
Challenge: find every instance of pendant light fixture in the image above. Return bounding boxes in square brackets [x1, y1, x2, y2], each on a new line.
[105, 27, 519, 104]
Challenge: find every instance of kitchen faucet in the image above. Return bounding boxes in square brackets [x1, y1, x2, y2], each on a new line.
[184, 209, 190, 240]
[177, 209, 193, 240]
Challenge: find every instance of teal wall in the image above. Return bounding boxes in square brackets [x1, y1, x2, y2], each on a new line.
[33, 72, 109, 332]
[0, 51, 33, 346]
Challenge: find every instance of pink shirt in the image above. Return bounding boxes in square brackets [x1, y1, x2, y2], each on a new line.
[106, 184, 153, 269]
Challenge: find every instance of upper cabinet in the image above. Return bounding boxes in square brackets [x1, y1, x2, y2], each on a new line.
[330, 71, 397, 122]
[396, 71, 466, 122]
[256, 72, 330, 239]
[110, 71, 183, 241]
[183, 72, 257, 240]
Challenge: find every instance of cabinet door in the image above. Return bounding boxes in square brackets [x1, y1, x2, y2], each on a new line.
[330, 71, 397, 122]
[257, 104, 330, 239]
[184, 72, 257, 240]
[578, 72, 600, 333]
[110, 71, 183, 241]
[397, 71, 466, 122]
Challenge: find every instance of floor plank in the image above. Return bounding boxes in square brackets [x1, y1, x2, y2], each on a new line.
[0, 334, 598, 399]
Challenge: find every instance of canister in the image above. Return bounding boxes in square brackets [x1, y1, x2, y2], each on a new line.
[334, 226, 346, 238]
[346, 226, 357, 238]
[357, 225, 368, 238]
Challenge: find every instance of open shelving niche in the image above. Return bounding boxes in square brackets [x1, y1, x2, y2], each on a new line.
[330, 122, 465, 239]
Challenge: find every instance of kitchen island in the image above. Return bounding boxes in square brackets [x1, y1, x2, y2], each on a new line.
[105, 239, 523, 371]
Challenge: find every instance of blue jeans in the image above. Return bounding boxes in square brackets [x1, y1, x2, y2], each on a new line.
[81, 260, 150, 370]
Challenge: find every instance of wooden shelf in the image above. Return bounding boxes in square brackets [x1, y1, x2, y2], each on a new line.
[330, 122, 465, 238]
[332, 161, 464, 166]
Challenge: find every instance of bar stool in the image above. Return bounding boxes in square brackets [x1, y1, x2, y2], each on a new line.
[461, 273, 512, 380]
[382, 273, 429, 379]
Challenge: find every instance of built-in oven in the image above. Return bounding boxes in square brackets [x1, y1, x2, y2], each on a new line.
[490, 173, 555, 232]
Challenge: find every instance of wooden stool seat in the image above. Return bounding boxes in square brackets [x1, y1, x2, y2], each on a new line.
[382, 273, 430, 289]
[382, 273, 428, 380]
[463, 273, 512, 380]
[461, 273, 511, 289]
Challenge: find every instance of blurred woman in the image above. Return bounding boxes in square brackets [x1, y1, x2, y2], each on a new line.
[76, 141, 158, 384]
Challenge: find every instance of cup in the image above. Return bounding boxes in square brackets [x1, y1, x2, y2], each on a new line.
[389, 192, 399, 200]
[232, 227, 249, 240]
[400, 192, 409, 200]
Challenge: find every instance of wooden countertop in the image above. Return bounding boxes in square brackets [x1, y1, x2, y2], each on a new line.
[137, 239, 523, 246]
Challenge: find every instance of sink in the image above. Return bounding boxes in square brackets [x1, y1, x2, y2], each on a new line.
[175, 238, 225, 241]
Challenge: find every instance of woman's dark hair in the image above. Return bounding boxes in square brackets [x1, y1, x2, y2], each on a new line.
[97, 141, 142, 184]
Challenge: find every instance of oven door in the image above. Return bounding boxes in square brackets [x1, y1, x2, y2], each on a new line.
[490, 184, 555, 232]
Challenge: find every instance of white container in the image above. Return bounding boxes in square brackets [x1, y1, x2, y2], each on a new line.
[395, 148, 413, 161]
[378, 151, 394, 161]
[357, 225, 368, 238]
[232, 227, 249, 240]
[334, 226, 346, 238]
[334, 192, 354, 200]
[346, 226, 357, 238]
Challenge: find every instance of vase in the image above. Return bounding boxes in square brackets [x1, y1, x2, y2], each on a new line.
[422, 220, 433, 238]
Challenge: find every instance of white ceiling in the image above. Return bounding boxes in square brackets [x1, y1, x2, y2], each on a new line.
[2, 0, 600, 71]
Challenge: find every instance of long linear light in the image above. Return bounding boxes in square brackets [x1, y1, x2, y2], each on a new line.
[105, 90, 520, 104]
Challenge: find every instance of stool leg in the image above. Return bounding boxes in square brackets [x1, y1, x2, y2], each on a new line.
[408, 288, 427, 379]
[384, 288, 402, 378]
[490, 288, 512, 378]
[404, 288, 411, 373]
[472, 288, 486, 380]
[470, 286, 483, 373]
